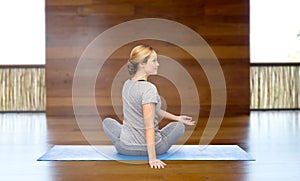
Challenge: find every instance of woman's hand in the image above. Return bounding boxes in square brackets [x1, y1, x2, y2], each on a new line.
[149, 159, 166, 169]
[178, 115, 195, 126]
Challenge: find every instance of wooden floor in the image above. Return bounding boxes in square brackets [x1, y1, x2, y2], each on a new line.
[0, 111, 300, 181]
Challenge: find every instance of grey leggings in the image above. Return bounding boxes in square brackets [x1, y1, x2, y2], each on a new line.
[102, 118, 185, 156]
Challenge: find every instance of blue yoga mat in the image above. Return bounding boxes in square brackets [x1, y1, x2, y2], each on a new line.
[37, 145, 255, 161]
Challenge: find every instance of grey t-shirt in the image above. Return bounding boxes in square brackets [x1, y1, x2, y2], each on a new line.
[120, 79, 162, 145]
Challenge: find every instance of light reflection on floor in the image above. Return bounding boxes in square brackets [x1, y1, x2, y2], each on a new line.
[247, 111, 300, 181]
[0, 113, 51, 181]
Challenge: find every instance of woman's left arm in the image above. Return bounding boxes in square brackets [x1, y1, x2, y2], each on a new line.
[159, 110, 195, 125]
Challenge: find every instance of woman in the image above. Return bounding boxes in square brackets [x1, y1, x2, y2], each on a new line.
[102, 44, 195, 169]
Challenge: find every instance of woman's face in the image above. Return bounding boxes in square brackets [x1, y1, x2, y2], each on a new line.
[142, 51, 159, 75]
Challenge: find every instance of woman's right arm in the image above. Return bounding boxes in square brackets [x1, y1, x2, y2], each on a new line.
[142, 103, 166, 169]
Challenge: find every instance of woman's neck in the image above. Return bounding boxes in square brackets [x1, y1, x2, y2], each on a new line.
[132, 72, 148, 81]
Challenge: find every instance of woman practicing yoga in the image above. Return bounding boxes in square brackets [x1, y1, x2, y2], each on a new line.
[102, 44, 195, 169]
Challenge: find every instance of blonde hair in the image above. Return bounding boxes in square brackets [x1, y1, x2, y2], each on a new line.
[127, 44, 154, 75]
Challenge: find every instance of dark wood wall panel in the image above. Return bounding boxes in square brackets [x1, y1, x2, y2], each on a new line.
[46, 0, 250, 117]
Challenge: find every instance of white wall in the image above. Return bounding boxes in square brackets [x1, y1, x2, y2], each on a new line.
[250, 0, 300, 63]
[0, 0, 45, 65]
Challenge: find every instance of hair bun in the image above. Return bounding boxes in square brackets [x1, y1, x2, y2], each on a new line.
[127, 60, 137, 75]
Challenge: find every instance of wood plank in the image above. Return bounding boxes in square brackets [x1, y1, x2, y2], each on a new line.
[205, 3, 249, 16]
[76, 4, 135, 16]
[46, 46, 249, 60]
[47, 34, 249, 47]
[46, 0, 93, 6]
[46, 19, 249, 37]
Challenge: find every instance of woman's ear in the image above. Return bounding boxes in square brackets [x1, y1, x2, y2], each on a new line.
[139, 62, 145, 68]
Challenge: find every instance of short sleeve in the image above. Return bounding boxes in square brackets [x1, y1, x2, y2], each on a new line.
[141, 83, 158, 104]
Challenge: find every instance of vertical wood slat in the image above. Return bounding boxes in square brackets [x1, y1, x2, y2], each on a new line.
[250, 65, 299, 109]
[0, 68, 46, 112]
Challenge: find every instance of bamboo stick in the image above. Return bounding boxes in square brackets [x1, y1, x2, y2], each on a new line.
[0, 68, 46, 111]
